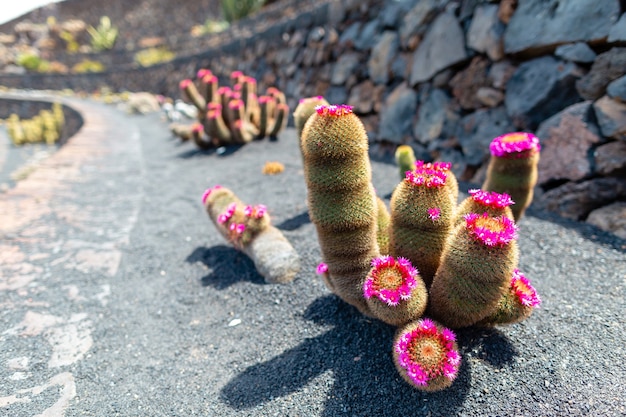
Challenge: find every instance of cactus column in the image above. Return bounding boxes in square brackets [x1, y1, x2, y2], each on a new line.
[301, 105, 380, 315]
[389, 161, 459, 287]
[482, 132, 541, 221]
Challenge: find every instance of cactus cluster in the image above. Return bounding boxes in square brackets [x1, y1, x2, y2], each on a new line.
[202, 185, 300, 284]
[175, 69, 289, 149]
[5, 102, 65, 146]
[300, 103, 541, 391]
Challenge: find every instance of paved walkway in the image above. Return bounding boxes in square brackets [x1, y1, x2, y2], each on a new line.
[1, 95, 625, 416]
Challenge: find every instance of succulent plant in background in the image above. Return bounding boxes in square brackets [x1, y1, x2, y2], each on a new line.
[481, 132, 541, 221]
[299, 103, 542, 391]
[202, 185, 300, 284]
[176, 69, 289, 148]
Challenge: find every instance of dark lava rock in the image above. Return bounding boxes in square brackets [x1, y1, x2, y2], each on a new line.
[576, 47, 626, 100]
[594, 140, 626, 176]
[593, 95, 626, 141]
[456, 106, 515, 166]
[607, 75, 626, 103]
[378, 83, 418, 144]
[554, 42, 597, 64]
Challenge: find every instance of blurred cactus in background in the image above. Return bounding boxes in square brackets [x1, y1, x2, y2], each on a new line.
[175, 69, 289, 148]
[5, 102, 65, 146]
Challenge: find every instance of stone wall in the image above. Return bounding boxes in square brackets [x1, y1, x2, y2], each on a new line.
[1, 0, 625, 237]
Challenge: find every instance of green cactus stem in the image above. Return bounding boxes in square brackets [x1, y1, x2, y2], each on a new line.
[293, 96, 329, 140]
[389, 161, 459, 287]
[363, 256, 428, 326]
[202, 185, 300, 284]
[481, 132, 541, 221]
[478, 269, 541, 326]
[395, 145, 416, 180]
[301, 104, 380, 314]
[428, 213, 520, 329]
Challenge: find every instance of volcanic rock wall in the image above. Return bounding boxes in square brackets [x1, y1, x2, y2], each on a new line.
[1, 0, 625, 237]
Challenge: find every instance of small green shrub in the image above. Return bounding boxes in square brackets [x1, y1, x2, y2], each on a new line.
[221, 0, 266, 23]
[72, 59, 106, 73]
[16, 53, 47, 71]
[134, 47, 175, 67]
[87, 16, 118, 51]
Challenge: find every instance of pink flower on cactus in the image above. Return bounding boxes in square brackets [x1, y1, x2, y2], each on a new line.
[395, 318, 460, 387]
[230, 70, 244, 80]
[363, 256, 419, 306]
[244, 204, 267, 219]
[229, 222, 245, 235]
[259, 95, 275, 105]
[316, 262, 328, 275]
[217, 202, 237, 224]
[464, 212, 518, 246]
[405, 160, 451, 188]
[179, 79, 192, 90]
[428, 207, 441, 221]
[315, 104, 353, 117]
[489, 132, 541, 157]
[196, 69, 211, 79]
[511, 269, 541, 307]
[468, 189, 515, 208]
[201, 185, 222, 205]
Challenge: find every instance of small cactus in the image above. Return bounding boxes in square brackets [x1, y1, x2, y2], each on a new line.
[202, 185, 300, 284]
[478, 269, 541, 326]
[456, 189, 515, 223]
[394, 145, 416, 180]
[362, 256, 428, 326]
[389, 161, 459, 287]
[428, 213, 519, 329]
[482, 132, 541, 221]
[393, 318, 461, 392]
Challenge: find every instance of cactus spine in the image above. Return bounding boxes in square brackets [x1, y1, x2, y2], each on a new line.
[301, 105, 380, 314]
[482, 132, 541, 221]
[389, 161, 459, 287]
[428, 213, 519, 328]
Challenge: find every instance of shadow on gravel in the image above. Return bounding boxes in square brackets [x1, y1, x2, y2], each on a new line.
[186, 245, 265, 289]
[220, 295, 473, 416]
[176, 144, 245, 159]
[275, 210, 310, 231]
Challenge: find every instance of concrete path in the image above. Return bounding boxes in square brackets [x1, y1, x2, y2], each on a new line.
[1, 96, 625, 416]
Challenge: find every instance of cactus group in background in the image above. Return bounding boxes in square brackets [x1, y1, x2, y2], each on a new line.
[202, 185, 300, 284]
[5, 102, 65, 146]
[175, 69, 288, 148]
[299, 103, 541, 391]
